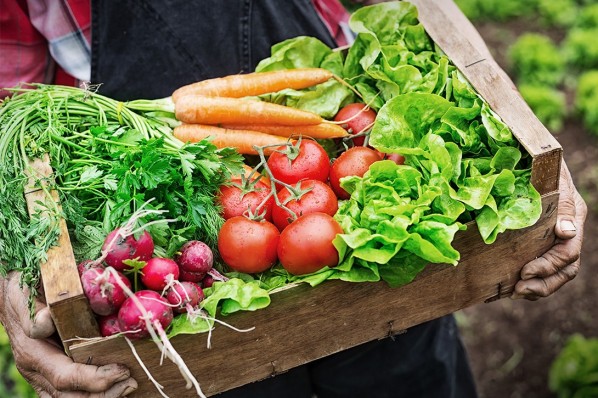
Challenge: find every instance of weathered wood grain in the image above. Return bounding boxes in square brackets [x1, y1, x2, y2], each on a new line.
[25, 156, 100, 349]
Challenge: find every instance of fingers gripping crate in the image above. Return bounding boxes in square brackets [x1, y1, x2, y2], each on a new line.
[28, 0, 561, 396]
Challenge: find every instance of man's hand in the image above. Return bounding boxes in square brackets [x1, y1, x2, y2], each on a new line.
[0, 272, 137, 397]
[512, 161, 588, 300]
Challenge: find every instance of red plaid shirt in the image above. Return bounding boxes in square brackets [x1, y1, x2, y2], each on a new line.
[0, 0, 352, 98]
[0, 0, 91, 97]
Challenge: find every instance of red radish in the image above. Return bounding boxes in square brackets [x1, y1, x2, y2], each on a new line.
[118, 290, 173, 340]
[101, 229, 155, 271]
[179, 269, 205, 283]
[81, 268, 132, 316]
[175, 240, 214, 274]
[98, 314, 121, 337]
[141, 257, 180, 291]
[165, 282, 205, 313]
[201, 274, 215, 288]
[77, 259, 104, 276]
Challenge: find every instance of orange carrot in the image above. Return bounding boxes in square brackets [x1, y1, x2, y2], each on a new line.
[233, 164, 272, 186]
[173, 124, 290, 155]
[221, 122, 348, 139]
[175, 95, 324, 126]
[172, 68, 334, 102]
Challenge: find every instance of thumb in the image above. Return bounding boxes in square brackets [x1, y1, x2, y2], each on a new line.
[6, 274, 56, 339]
[555, 162, 577, 240]
[30, 306, 56, 339]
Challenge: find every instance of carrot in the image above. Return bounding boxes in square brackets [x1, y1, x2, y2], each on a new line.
[173, 124, 290, 155]
[175, 95, 324, 126]
[172, 68, 334, 102]
[221, 122, 348, 139]
[233, 164, 272, 187]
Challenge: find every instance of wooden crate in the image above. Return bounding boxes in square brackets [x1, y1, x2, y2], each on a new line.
[30, 0, 562, 396]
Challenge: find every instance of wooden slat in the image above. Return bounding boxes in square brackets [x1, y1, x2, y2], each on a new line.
[410, 0, 562, 194]
[69, 192, 559, 397]
[25, 156, 100, 349]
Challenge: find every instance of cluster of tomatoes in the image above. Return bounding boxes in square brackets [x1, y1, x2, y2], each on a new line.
[216, 103, 403, 277]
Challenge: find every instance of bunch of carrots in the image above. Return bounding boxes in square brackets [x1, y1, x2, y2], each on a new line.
[170, 68, 349, 155]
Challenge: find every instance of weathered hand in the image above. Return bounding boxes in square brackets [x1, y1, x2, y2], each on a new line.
[0, 272, 137, 397]
[511, 161, 588, 300]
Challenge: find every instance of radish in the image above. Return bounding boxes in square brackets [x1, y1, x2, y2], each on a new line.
[77, 259, 104, 276]
[101, 229, 155, 271]
[165, 282, 205, 313]
[81, 268, 132, 316]
[175, 240, 213, 275]
[118, 290, 173, 340]
[201, 274, 215, 288]
[179, 269, 205, 283]
[140, 257, 180, 291]
[98, 314, 121, 337]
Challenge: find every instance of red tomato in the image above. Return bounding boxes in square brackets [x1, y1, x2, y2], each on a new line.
[277, 212, 343, 276]
[329, 147, 383, 200]
[218, 179, 274, 221]
[267, 140, 330, 185]
[334, 103, 377, 146]
[272, 179, 338, 231]
[218, 216, 280, 273]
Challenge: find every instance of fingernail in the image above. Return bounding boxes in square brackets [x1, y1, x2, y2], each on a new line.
[116, 371, 131, 382]
[123, 385, 137, 396]
[511, 292, 523, 300]
[560, 220, 576, 232]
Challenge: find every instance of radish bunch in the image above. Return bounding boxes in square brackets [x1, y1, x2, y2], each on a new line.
[80, 227, 219, 339]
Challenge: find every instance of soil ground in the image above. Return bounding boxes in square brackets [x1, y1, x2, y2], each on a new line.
[456, 19, 598, 398]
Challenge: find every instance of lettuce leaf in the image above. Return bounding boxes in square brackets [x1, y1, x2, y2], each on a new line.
[167, 278, 270, 338]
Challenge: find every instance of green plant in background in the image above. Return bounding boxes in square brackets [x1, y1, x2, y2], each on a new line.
[537, 0, 578, 28]
[518, 84, 567, 132]
[454, 0, 538, 21]
[563, 28, 598, 71]
[549, 334, 598, 398]
[0, 326, 36, 398]
[574, 3, 598, 29]
[562, 4, 598, 71]
[508, 33, 565, 86]
[575, 70, 598, 135]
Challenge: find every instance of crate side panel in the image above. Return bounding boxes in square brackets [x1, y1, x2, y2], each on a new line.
[25, 157, 100, 344]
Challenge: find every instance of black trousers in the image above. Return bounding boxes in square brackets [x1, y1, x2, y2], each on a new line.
[218, 315, 478, 398]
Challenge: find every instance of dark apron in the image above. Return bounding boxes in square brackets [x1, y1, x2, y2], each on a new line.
[90, 0, 336, 100]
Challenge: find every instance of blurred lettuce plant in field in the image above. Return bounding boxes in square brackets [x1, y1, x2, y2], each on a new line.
[575, 70, 598, 135]
[508, 33, 565, 86]
[454, 0, 538, 21]
[562, 5, 598, 70]
[0, 325, 36, 397]
[563, 28, 598, 70]
[574, 3, 598, 29]
[549, 334, 598, 398]
[537, 0, 578, 28]
[518, 85, 567, 133]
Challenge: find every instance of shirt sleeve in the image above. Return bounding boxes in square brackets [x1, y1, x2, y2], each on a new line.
[27, 0, 92, 81]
